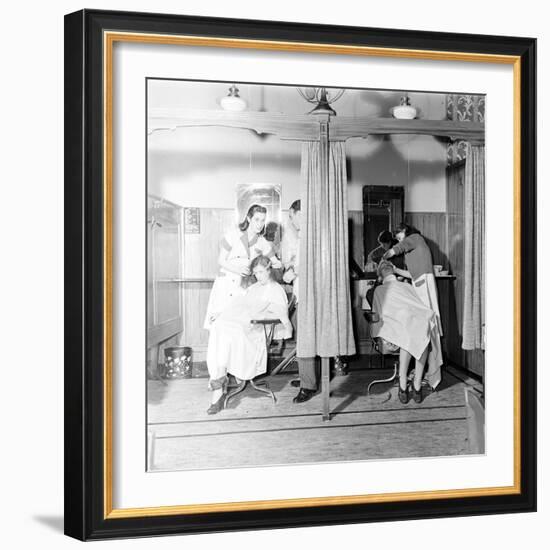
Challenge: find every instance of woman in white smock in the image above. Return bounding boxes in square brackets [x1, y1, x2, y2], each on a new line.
[203, 204, 281, 330]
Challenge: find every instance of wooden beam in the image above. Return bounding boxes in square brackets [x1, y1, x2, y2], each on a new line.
[148, 108, 319, 141]
[148, 108, 485, 143]
[330, 116, 485, 142]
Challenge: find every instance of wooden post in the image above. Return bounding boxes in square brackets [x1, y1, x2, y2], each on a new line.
[321, 357, 331, 421]
[319, 117, 331, 421]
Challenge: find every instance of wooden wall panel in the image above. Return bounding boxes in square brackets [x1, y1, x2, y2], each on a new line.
[183, 208, 235, 279]
[404, 211, 448, 267]
[404, 211, 450, 358]
[181, 281, 213, 360]
[180, 208, 235, 360]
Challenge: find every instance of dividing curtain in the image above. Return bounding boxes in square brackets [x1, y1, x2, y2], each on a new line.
[297, 141, 356, 358]
[462, 143, 486, 350]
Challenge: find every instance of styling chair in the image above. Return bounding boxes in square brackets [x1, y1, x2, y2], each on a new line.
[363, 311, 400, 395]
[364, 310, 436, 396]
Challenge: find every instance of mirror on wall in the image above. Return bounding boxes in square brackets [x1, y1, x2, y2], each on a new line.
[236, 183, 282, 251]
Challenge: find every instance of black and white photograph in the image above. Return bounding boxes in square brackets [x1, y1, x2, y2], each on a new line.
[146, 79, 486, 472]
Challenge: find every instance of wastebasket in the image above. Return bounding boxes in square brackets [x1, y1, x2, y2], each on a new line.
[162, 346, 192, 379]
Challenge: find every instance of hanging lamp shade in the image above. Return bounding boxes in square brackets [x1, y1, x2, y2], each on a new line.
[220, 84, 247, 112]
[392, 93, 417, 119]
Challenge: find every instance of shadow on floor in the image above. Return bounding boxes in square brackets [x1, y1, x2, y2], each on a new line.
[32, 515, 64, 533]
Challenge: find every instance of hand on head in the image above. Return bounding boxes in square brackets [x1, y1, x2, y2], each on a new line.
[377, 260, 395, 280]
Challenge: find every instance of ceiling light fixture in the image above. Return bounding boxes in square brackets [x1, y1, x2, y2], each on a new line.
[297, 87, 345, 116]
[220, 84, 247, 112]
[392, 93, 417, 119]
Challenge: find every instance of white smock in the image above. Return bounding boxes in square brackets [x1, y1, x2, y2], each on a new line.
[207, 281, 292, 381]
[204, 226, 279, 330]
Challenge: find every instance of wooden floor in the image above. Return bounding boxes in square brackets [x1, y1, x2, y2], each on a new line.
[147, 363, 483, 472]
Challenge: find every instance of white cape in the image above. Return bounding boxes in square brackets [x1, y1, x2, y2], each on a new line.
[371, 279, 442, 388]
[207, 282, 292, 381]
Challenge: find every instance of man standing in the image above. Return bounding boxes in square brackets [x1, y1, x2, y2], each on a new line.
[281, 200, 319, 403]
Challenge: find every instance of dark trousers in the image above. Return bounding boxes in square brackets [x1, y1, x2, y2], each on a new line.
[290, 302, 320, 390]
[298, 357, 320, 390]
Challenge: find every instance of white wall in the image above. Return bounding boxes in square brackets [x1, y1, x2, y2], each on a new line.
[149, 128, 447, 212]
[2, 1, 546, 550]
[148, 80, 448, 212]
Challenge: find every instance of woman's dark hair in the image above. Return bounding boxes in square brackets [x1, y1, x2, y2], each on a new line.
[239, 204, 267, 233]
[395, 222, 420, 237]
[377, 230, 394, 245]
[289, 199, 301, 212]
[250, 255, 272, 273]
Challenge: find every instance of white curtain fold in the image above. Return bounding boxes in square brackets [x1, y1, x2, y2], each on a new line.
[297, 141, 356, 358]
[462, 143, 485, 350]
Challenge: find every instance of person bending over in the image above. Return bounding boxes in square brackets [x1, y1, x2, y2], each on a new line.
[371, 261, 443, 404]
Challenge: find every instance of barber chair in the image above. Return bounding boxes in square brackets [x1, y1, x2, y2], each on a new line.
[364, 311, 400, 395]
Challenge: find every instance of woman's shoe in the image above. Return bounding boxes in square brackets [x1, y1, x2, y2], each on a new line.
[398, 384, 410, 404]
[207, 392, 226, 415]
[411, 384, 423, 404]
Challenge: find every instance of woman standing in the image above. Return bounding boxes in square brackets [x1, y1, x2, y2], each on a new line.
[203, 204, 281, 329]
[383, 223, 443, 336]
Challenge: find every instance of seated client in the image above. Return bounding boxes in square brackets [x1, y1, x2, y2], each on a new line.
[370, 261, 443, 404]
[205, 255, 292, 414]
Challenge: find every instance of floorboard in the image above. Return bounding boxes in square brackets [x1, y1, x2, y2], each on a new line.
[147, 365, 482, 472]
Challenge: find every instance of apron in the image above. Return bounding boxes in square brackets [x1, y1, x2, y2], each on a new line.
[412, 272, 443, 337]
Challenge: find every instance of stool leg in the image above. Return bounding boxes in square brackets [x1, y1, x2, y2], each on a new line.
[367, 362, 398, 395]
[250, 378, 277, 404]
[224, 379, 247, 408]
[271, 349, 297, 375]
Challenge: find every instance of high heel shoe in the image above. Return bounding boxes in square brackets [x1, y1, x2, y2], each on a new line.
[398, 383, 410, 404]
[411, 383, 423, 404]
[207, 392, 226, 415]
